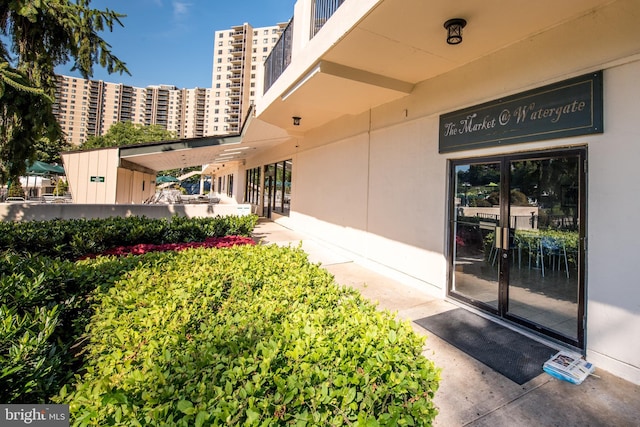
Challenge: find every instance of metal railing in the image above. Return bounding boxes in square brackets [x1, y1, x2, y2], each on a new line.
[310, 0, 346, 38]
[263, 0, 346, 94]
[263, 18, 294, 93]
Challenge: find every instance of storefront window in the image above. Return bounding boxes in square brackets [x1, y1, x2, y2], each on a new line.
[263, 159, 292, 217]
[244, 167, 261, 204]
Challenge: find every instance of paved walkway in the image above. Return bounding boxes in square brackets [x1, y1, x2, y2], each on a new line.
[252, 219, 640, 426]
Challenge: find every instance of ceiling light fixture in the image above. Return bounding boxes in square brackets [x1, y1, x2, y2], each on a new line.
[292, 116, 301, 126]
[444, 18, 466, 45]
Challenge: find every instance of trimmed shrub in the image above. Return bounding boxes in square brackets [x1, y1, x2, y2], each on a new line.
[0, 215, 259, 403]
[0, 253, 142, 403]
[57, 245, 440, 426]
[0, 215, 258, 260]
[7, 180, 25, 198]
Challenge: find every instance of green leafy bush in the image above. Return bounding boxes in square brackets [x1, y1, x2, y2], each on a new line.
[0, 215, 259, 403]
[0, 215, 258, 259]
[7, 180, 25, 198]
[57, 245, 440, 426]
[0, 253, 142, 403]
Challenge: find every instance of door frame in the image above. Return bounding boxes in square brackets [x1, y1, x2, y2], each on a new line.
[447, 147, 587, 350]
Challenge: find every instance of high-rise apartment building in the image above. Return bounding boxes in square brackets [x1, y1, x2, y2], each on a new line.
[53, 21, 287, 145]
[53, 76, 215, 145]
[53, 75, 148, 145]
[211, 22, 287, 134]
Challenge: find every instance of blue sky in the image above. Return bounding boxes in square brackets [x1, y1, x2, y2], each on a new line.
[56, 0, 296, 89]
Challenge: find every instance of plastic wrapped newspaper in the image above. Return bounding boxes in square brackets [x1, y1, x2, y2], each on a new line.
[543, 351, 595, 385]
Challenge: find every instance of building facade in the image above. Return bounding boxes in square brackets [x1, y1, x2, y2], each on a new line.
[53, 77, 216, 145]
[53, 22, 286, 145]
[243, 0, 640, 384]
[211, 23, 287, 134]
[59, 0, 640, 385]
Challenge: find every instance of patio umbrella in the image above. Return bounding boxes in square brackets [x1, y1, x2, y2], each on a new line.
[156, 175, 180, 184]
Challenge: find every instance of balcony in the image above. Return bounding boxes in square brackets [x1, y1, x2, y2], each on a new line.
[257, 0, 615, 134]
[310, 0, 346, 38]
[263, 18, 293, 93]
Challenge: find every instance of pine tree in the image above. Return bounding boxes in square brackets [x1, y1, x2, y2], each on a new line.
[0, 0, 129, 183]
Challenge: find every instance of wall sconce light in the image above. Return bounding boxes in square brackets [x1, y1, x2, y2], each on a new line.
[292, 116, 301, 126]
[444, 18, 466, 45]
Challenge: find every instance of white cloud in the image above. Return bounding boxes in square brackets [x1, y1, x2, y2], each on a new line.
[172, 1, 191, 20]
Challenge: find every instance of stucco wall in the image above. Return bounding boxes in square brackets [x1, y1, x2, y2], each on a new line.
[263, 57, 640, 382]
[584, 60, 640, 381]
[62, 149, 120, 203]
[116, 168, 156, 204]
[0, 203, 252, 221]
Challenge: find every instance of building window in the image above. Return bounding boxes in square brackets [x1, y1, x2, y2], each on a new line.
[263, 159, 292, 216]
[227, 174, 234, 198]
[245, 166, 261, 205]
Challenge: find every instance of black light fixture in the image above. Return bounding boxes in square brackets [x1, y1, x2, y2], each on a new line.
[292, 116, 301, 126]
[444, 18, 466, 45]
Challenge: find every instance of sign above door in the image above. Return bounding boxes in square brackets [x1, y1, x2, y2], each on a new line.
[439, 71, 603, 153]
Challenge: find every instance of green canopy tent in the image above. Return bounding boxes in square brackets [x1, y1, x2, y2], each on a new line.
[22, 161, 65, 198]
[156, 175, 180, 184]
[26, 160, 65, 175]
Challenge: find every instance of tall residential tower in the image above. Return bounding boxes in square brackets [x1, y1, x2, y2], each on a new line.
[53, 21, 287, 145]
[211, 22, 287, 134]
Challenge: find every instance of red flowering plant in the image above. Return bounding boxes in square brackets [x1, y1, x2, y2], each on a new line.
[80, 235, 255, 259]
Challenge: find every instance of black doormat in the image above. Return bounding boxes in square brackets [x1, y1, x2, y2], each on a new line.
[414, 308, 556, 385]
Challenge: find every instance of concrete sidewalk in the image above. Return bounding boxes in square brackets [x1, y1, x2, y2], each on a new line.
[252, 219, 640, 426]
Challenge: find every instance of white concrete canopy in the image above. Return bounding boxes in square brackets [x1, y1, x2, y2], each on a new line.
[256, 0, 629, 133]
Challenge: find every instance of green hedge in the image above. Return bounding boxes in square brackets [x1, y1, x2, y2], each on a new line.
[0, 215, 258, 260]
[0, 253, 142, 403]
[57, 245, 440, 426]
[1, 215, 259, 404]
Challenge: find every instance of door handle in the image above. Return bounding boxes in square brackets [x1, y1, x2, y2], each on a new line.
[503, 227, 510, 250]
[495, 227, 510, 250]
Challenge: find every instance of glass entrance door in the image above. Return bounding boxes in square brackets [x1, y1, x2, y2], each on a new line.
[449, 149, 585, 348]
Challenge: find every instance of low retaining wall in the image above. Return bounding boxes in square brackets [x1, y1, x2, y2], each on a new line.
[0, 203, 252, 222]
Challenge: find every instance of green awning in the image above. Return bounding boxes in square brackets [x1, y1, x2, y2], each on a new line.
[26, 160, 65, 175]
